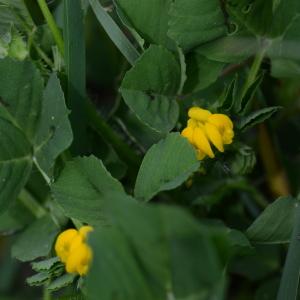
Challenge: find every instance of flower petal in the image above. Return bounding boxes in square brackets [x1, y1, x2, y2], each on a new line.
[188, 107, 211, 122]
[193, 127, 214, 158]
[204, 122, 224, 152]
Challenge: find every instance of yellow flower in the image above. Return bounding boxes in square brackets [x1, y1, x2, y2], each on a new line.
[79, 225, 93, 240]
[55, 229, 78, 263]
[55, 226, 93, 276]
[181, 107, 234, 160]
[66, 242, 93, 276]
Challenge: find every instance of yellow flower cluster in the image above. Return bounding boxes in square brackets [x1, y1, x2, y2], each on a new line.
[181, 107, 234, 160]
[55, 226, 93, 276]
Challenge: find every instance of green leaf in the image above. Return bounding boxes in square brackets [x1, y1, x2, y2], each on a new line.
[0, 118, 32, 213]
[271, 59, 300, 78]
[12, 214, 59, 262]
[134, 133, 199, 202]
[52, 155, 125, 226]
[120, 45, 180, 133]
[239, 106, 281, 131]
[247, 196, 297, 244]
[26, 272, 50, 286]
[47, 273, 76, 292]
[31, 257, 61, 272]
[0, 0, 34, 35]
[0, 59, 73, 213]
[34, 73, 73, 177]
[0, 58, 44, 141]
[114, 0, 174, 49]
[218, 75, 239, 111]
[86, 192, 230, 300]
[229, 144, 256, 176]
[183, 52, 225, 94]
[227, 0, 300, 38]
[168, 0, 226, 52]
[277, 202, 300, 300]
[236, 72, 264, 114]
[89, 0, 140, 65]
[0, 58, 43, 213]
[195, 30, 258, 64]
[63, 0, 87, 154]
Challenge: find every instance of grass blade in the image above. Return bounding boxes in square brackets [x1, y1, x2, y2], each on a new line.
[63, 0, 87, 153]
[89, 0, 140, 65]
[277, 202, 300, 300]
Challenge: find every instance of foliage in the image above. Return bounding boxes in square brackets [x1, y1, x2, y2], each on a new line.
[0, 0, 300, 299]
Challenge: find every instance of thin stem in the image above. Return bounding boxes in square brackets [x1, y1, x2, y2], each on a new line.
[43, 283, 51, 300]
[241, 40, 269, 98]
[32, 42, 54, 68]
[19, 189, 47, 218]
[37, 0, 64, 55]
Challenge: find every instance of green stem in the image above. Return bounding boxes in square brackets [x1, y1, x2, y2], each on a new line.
[241, 41, 268, 97]
[32, 42, 54, 68]
[43, 283, 51, 300]
[37, 0, 64, 55]
[19, 189, 47, 218]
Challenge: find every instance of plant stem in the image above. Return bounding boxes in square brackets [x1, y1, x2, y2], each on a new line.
[32, 42, 54, 68]
[19, 189, 47, 218]
[241, 40, 268, 97]
[43, 284, 51, 300]
[37, 0, 64, 55]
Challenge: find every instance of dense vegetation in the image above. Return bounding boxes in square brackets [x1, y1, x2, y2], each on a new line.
[0, 0, 300, 299]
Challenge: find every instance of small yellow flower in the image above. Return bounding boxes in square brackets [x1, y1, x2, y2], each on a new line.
[55, 226, 93, 276]
[181, 107, 234, 160]
[66, 242, 93, 276]
[55, 229, 78, 263]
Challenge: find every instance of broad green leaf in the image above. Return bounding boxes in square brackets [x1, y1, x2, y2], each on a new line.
[34, 73, 73, 176]
[247, 196, 297, 244]
[134, 133, 199, 202]
[89, 0, 140, 65]
[47, 273, 76, 292]
[86, 192, 230, 300]
[31, 257, 61, 272]
[0, 192, 34, 234]
[0, 58, 44, 142]
[168, 0, 226, 52]
[239, 106, 281, 131]
[51, 155, 125, 226]
[271, 59, 300, 78]
[0, 60, 73, 213]
[0, 118, 32, 212]
[12, 214, 59, 262]
[195, 30, 258, 64]
[277, 203, 300, 300]
[268, 16, 300, 61]
[183, 53, 225, 94]
[120, 45, 180, 133]
[114, 0, 173, 48]
[227, 0, 300, 38]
